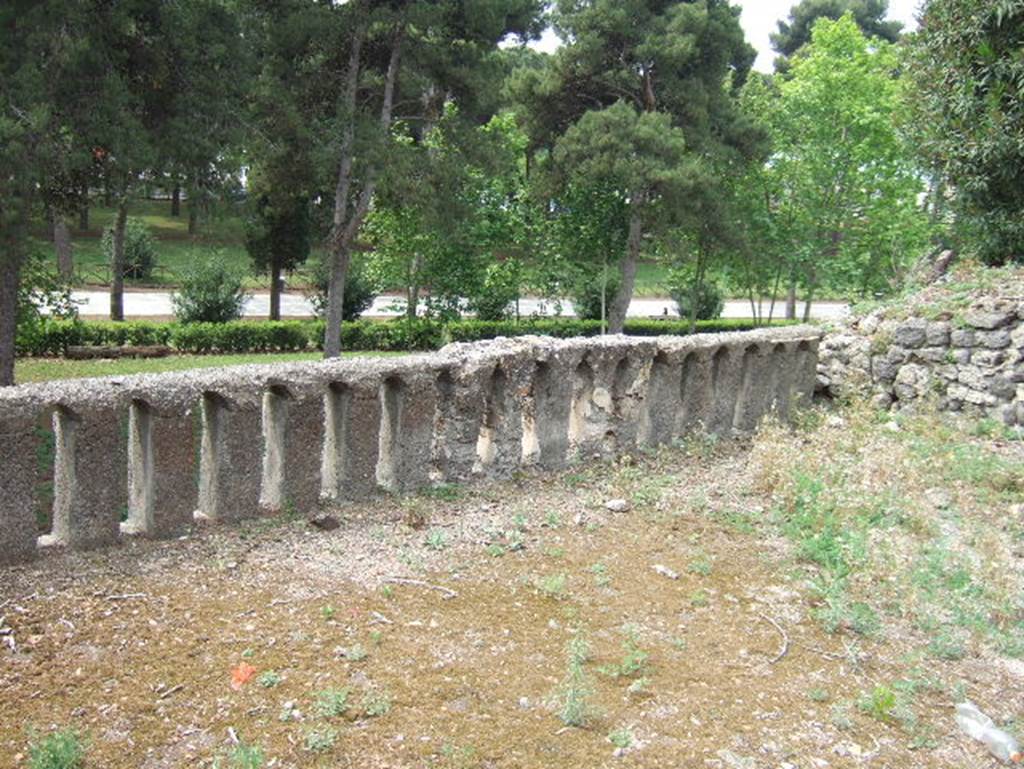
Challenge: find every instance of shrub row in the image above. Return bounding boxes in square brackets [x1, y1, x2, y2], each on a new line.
[17, 317, 798, 357]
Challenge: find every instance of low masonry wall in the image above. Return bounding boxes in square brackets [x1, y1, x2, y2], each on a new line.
[0, 329, 821, 566]
[817, 297, 1024, 422]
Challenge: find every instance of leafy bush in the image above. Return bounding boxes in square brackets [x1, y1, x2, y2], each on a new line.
[570, 268, 620, 321]
[15, 249, 78, 356]
[172, 254, 248, 324]
[171, 321, 311, 354]
[101, 217, 158, 280]
[308, 255, 379, 322]
[667, 268, 725, 320]
[468, 260, 521, 321]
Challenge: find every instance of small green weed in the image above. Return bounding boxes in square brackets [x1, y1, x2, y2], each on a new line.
[257, 671, 281, 689]
[361, 689, 392, 717]
[690, 589, 710, 607]
[314, 688, 351, 718]
[343, 644, 369, 662]
[303, 726, 338, 753]
[608, 727, 634, 749]
[600, 627, 650, 679]
[28, 729, 86, 769]
[213, 741, 265, 769]
[535, 573, 569, 599]
[687, 552, 712, 576]
[857, 685, 898, 724]
[425, 529, 447, 551]
[808, 687, 830, 702]
[321, 605, 336, 621]
[552, 633, 597, 728]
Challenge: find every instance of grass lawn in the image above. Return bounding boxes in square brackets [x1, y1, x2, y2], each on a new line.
[41, 198, 321, 290]
[3, 401, 1021, 767]
[14, 350, 403, 384]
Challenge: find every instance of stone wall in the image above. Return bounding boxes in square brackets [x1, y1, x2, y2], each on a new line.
[0, 328, 821, 566]
[818, 297, 1024, 422]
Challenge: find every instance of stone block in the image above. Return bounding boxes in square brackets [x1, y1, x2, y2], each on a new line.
[976, 330, 1012, 349]
[0, 407, 42, 564]
[966, 301, 1017, 330]
[893, 319, 928, 348]
[951, 329, 976, 347]
[198, 390, 262, 521]
[925, 322, 951, 346]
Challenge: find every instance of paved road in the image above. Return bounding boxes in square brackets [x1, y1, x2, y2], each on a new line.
[68, 289, 850, 321]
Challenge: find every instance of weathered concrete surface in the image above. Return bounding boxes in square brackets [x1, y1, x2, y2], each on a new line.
[0, 327, 821, 565]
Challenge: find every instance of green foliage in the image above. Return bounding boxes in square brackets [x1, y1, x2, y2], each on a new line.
[667, 268, 724, 321]
[771, 0, 903, 58]
[15, 250, 78, 357]
[749, 15, 930, 301]
[570, 268, 621, 323]
[314, 688, 351, 718]
[553, 633, 597, 728]
[468, 260, 521, 321]
[172, 255, 248, 324]
[214, 741, 265, 769]
[308, 255, 378, 323]
[244, 191, 312, 277]
[28, 729, 86, 769]
[908, 0, 1024, 262]
[17, 316, 796, 359]
[101, 217, 158, 280]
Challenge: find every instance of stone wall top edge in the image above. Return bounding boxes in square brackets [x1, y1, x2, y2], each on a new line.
[0, 327, 820, 413]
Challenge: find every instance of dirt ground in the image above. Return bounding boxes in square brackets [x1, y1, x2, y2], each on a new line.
[2, 404, 1022, 768]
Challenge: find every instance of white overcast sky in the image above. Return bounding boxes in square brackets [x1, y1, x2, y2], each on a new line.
[530, 1, 923, 72]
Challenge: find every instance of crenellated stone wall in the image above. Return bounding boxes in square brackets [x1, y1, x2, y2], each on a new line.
[0, 328, 821, 566]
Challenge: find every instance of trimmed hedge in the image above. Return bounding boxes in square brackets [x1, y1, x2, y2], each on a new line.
[17, 317, 799, 358]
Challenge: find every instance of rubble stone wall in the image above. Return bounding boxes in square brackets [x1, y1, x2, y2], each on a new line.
[817, 297, 1024, 422]
[0, 329, 821, 566]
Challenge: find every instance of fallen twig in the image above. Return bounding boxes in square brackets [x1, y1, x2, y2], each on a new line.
[383, 577, 458, 600]
[370, 611, 394, 625]
[158, 683, 185, 700]
[105, 593, 148, 601]
[227, 727, 240, 745]
[758, 612, 789, 665]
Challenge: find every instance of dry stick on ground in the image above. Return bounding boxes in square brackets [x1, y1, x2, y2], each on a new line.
[383, 577, 458, 600]
[104, 593, 148, 601]
[157, 683, 185, 700]
[758, 612, 790, 665]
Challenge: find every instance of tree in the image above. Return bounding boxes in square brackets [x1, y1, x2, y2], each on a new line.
[313, 0, 543, 357]
[771, 0, 903, 68]
[759, 15, 929, 317]
[244, 179, 312, 321]
[514, 0, 764, 333]
[907, 0, 1024, 263]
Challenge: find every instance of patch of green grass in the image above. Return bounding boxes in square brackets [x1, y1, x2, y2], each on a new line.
[689, 589, 710, 608]
[552, 633, 597, 728]
[360, 689, 392, 718]
[535, 573, 569, 599]
[15, 350, 403, 384]
[607, 727, 634, 749]
[421, 483, 462, 501]
[257, 670, 282, 689]
[314, 688, 351, 718]
[599, 628, 650, 679]
[28, 729, 86, 769]
[303, 726, 338, 753]
[425, 529, 448, 552]
[214, 741, 265, 769]
[687, 552, 713, 576]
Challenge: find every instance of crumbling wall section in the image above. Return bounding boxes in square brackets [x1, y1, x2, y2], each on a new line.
[0, 328, 820, 565]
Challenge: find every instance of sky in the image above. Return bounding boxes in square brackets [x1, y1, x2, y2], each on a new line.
[530, 0, 922, 72]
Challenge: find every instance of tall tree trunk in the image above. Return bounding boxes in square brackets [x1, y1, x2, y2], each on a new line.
[110, 198, 128, 321]
[325, 27, 402, 358]
[688, 244, 708, 335]
[785, 271, 797, 320]
[0, 249, 24, 387]
[78, 204, 89, 231]
[188, 196, 198, 235]
[53, 215, 73, 281]
[608, 197, 645, 334]
[270, 259, 281, 321]
[171, 184, 181, 217]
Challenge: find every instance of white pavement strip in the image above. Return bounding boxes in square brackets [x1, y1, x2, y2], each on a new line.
[65, 290, 849, 321]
